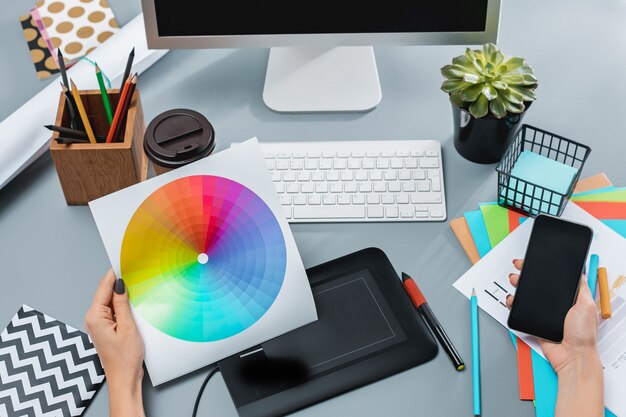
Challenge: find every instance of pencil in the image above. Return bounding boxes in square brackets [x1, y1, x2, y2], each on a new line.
[57, 49, 69, 91]
[106, 75, 133, 143]
[45, 125, 105, 142]
[116, 74, 137, 142]
[598, 267, 611, 319]
[54, 136, 90, 144]
[60, 84, 78, 129]
[471, 289, 481, 417]
[120, 47, 135, 94]
[70, 80, 97, 144]
[96, 64, 113, 124]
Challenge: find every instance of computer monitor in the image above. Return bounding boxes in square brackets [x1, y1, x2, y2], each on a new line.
[141, 0, 501, 113]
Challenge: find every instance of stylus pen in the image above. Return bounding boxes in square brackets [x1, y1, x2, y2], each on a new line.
[401, 273, 465, 371]
[471, 289, 481, 417]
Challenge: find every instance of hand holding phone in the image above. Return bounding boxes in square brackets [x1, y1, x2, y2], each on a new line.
[507, 215, 593, 343]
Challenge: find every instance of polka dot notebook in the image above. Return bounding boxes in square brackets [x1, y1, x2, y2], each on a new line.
[19, 13, 60, 80]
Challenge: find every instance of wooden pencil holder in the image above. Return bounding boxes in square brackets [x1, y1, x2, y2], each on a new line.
[50, 89, 148, 205]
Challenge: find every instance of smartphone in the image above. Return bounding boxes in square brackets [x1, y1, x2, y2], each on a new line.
[508, 215, 593, 342]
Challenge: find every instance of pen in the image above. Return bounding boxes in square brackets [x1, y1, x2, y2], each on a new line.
[471, 289, 481, 417]
[401, 272, 464, 371]
[44, 125, 105, 142]
[54, 136, 91, 144]
[120, 47, 135, 94]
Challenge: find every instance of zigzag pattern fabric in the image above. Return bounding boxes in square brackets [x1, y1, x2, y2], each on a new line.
[0, 305, 105, 417]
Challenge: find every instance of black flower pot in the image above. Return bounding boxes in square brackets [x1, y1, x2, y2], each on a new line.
[452, 104, 529, 164]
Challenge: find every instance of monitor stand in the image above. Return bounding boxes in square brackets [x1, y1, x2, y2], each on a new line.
[263, 46, 382, 113]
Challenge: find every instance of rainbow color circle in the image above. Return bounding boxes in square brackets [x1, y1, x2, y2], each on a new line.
[120, 175, 287, 342]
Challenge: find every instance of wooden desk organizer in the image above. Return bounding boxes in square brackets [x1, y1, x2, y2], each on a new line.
[50, 89, 148, 205]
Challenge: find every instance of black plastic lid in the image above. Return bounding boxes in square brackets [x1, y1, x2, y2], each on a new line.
[144, 109, 215, 169]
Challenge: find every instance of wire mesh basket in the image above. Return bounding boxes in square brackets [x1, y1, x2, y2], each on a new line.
[495, 125, 591, 217]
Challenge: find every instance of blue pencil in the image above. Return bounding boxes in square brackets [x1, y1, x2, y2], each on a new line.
[471, 289, 481, 416]
[588, 254, 600, 298]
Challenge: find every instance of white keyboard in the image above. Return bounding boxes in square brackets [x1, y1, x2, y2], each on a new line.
[259, 140, 447, 223]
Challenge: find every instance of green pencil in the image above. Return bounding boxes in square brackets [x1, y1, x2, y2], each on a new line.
[95, 64, 113, 124]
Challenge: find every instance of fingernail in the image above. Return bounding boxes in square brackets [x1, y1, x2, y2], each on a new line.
[114, 279, 126, 294]
[506, 294, 512, 300]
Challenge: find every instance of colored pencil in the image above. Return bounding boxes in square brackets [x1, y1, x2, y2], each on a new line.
[598, 267, 611, 319]
[60, 84, 78, 129]
[57, 49, 69, 91]
[106, 75, 134, 143]
[402, 272, 464, 371]
[96, 64, 113, 124]
[120, 47, 135, 93]
[70, 80, 97, 144]
[588, 254, 600, 298]
[471, 289, 481, 417]
[45, 125, 105, 142]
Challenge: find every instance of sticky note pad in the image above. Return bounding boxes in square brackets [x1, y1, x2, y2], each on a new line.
[504, 151, 578, 215]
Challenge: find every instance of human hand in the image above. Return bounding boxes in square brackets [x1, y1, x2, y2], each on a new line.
[505, 258, 600, 373]
[85, 270, 145, 417]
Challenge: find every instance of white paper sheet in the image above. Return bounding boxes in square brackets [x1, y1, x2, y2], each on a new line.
[453, 202, 626, 416]
[0, 14, 167, 190]
[89, 139, 318, 386]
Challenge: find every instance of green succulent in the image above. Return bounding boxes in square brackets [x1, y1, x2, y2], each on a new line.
[441, 44, 537, 119]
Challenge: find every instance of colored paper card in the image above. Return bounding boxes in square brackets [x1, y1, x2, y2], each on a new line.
[479, 203, 510, 247]
[35, 0, 120, 61]
[464, 210, 492, 256]
[602, 220, 626, 238]
[572, 186, 617, 198]
[89, 139, 317, 386]
[573, 173, 612, 193]
[572, 188, 626, 202]
[576, 202, 626, 219]
[450, 217, 481, 265]
[19, 13, 59, 80]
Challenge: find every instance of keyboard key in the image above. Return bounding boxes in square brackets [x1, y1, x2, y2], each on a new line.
[402, 181, 416, 192]
[430, 208, 444, 218]
[405, 159, 418, 169]
[398, 170, 411, 180]
[426, 150, 439, 157]
[297, 171, 310, 181]
[367, 194, 380, 204]
[271, 172, 281, 182]
[352, 194, 365, 204]
[348, 160, 361, 169]
[266, 160, 276, 170]
[265, 152, 277, 159]
[334, 159, 347, 169]
[381, 150, 394, 157]
[420, 158, 439, 168]
[330, 183, 343, 193]
[369, 170, 383, 181]
[323, 194, 336, 205]
[307, 152, 320, 158]
[390, 158, 403, 169]
[387, 182, 401, 192]
[311, 172, 325, 181]
[276, 160, 289, 170]
[355, 171, 368, 181]
[396, 150, 409, 157]
[410, 150, 424, 157]
[293, 195, 307, 205]
[340, 171, 354, 181]
[400, 206, 414, 218]
[385, 206, 399, 218]
[429, 172, 442, 192]
[337, 195, 351, 205]
[384, 170, 397, 180]
[373, 182, 386, 192]
[410, 193, 442, 204]
[280, 195, 292, 205]
[300, 183, 314, 193]
[351, 151, 365, 158]
[308, 195, 321, 205]
[366, 151, 380, 157]
[294, 206, 366, 219]
[283, 172, 296, 182]
[362, 159, 376, 169]
[337, 151, 350, 158]
[382, 194, 395, 204]
[286, 183, 299, 193]
[367, 206, 384, 218]
[326, 171, 339, 181]
[396, 194, 409, 204]
[417, 181, 430, 192]
[315, 183, 328, 193]
[275, 183, 285, 194]
[292, 152, 306, 158]
[415, 211, 429, 218]
[290, 160, 303, 170]
[278, 152, 291, 159]
[344, 183, 357, 193]
[412, 169, 426, 180]
[305, 160, 318, 170]
[319, 160, 332, 169]
[359, 182, 372, 193]
[414, 204, 428, 212]
[377, 159, 390, 169]
[283, 206, 292, 219]
[322, 151, 335, 158]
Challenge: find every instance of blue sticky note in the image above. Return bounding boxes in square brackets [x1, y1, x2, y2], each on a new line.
[464, 210, 492, 256]
[505, 151, 578, 215]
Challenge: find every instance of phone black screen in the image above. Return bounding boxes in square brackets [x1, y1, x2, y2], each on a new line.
[508, 215, 593, 342]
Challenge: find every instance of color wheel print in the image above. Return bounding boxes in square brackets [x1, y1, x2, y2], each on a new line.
[121, 175, 287, 342]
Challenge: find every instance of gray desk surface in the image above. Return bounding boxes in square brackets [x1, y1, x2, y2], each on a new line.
[2, 0, 626, 416]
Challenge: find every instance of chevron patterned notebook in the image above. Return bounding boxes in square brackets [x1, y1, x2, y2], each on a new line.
[0, 305, 105, 417]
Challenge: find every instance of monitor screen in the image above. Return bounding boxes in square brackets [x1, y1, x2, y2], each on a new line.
[154, 0, 489, 37]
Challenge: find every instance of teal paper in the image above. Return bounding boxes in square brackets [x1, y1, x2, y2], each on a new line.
[505, 151, 578, 215]
[602, 220, 626, 238]
[464, 210, 492, 256]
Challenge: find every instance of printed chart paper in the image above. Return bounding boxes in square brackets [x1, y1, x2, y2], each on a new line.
[90, 139, 318, 385]
[453, 202, 626, 416]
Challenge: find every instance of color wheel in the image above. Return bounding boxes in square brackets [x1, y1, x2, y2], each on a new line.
[120, 175, 287, 342]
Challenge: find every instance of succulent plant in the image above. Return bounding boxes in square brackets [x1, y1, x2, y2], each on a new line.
[441, 44, 537, 119]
